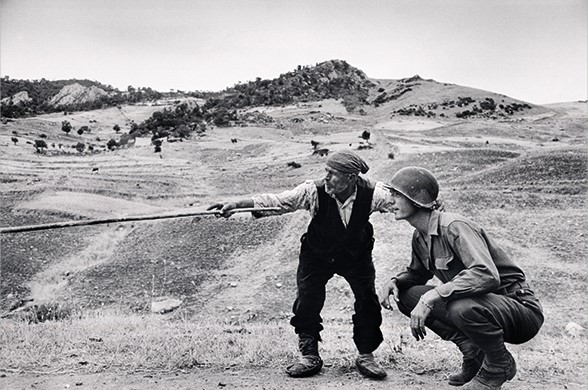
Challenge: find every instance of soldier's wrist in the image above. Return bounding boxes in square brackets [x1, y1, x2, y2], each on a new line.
[419, 297, 434, 310]
[423, 289, 442, 304]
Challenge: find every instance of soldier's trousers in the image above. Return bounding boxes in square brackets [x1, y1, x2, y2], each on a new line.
[396, 284, 544, 353]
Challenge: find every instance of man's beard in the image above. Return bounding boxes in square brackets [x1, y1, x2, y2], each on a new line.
[325, 184, 335, 196]
[325, 182, 348, 197]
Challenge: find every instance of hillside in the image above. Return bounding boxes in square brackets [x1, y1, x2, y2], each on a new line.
[0, 65, 586, 389]
[2, 60, 546, 127]
[0, 77, 165, 118]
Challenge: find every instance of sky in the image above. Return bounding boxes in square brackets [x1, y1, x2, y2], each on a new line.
[1, 0, 586, 104]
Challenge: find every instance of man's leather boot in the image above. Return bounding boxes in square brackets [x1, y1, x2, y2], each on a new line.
[355, 353, 387, 379]
[285, 333, 323, 378]
[448, 337, 484, 386]
[462, 349, 516, 390]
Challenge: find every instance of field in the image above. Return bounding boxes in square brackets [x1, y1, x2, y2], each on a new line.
[0, 98, 586, 389]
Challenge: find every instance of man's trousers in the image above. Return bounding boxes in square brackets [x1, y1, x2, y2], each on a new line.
[290, 250, 383, 354]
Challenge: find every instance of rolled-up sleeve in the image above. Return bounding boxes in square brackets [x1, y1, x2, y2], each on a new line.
[252, 180, 317, 215]
[371, 181, 395, 213]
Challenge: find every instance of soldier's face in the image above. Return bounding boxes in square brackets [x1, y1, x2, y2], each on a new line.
[324, 167, 354, 196]
[391, 191, 418, 220]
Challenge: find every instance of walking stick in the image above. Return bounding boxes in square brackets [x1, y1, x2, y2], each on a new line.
[0, 207, 280, 234]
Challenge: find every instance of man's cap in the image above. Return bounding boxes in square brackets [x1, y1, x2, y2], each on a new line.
[326, 150, 369, 174]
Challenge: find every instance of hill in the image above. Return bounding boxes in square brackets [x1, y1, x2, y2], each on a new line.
[0, 63, 586, 389]
[1, 60, 546, 127]
[130, 61, 550, 142]
[0, 77, 166, 118]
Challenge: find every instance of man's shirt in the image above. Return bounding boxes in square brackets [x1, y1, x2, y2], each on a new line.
[394, 210, 526, 301]
[252, 180, 394, 227]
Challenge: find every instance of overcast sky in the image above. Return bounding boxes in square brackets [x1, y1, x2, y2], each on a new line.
[1, 0, 586, 104]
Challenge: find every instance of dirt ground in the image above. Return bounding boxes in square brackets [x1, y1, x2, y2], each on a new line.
[2, 366, 584, 390]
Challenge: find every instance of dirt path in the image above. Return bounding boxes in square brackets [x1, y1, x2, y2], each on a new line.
[2, 366, 580, 390]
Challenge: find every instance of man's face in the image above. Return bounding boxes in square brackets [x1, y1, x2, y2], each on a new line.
[391, 190, 418, 220]
[324, 166, 355, 196]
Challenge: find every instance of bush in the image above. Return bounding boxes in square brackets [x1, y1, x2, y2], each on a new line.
[61, 120, 72, 135]
[24, 303, 74, 323]
[75, 142, 86, 153]
[361, 130, 371, 142]
[34, 139, 48, 153]
[106, 139, 118, 150]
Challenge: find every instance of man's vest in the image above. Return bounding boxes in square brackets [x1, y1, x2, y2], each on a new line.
[302, 177, 375, 258]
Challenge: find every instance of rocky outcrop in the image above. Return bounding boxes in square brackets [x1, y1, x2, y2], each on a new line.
[1, 91, 32, 105]
[49, 83, 110, 106]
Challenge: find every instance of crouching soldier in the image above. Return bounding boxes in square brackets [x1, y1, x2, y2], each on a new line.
[379, 167, 544, 390]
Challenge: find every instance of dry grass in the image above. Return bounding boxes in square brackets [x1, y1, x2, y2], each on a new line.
[1, 309, 585, 385]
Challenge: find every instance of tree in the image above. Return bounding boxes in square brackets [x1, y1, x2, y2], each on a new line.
[77, 128, 84, 136]
[106, 139, 118, 150]
[61, 120, 72, 135]
[361, 130, 371, 143]
[113, 124, 121, 133]
[153, 139, 163, 154]
[75, 142, 85, 154]
[34, 139, 48, 153]
[11, 137, 18, 146]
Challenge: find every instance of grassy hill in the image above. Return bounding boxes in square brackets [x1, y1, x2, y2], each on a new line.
[0, 67, 586, 388]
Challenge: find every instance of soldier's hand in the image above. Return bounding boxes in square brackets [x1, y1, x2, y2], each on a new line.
[379, 279, 399, 311]
[410, 300, 431, 341]
[410, 294, 437, 341]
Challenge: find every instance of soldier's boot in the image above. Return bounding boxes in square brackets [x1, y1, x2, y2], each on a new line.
[285, 333, 323, 378]
[448, 337, 485, 386]
[462, 348, 516, 390]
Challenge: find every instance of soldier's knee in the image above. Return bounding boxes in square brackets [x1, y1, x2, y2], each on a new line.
[396, 287, 419, 317]
[446, 298, 480, 325]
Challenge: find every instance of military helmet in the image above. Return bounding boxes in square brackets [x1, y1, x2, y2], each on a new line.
[388, 166, 439, 209]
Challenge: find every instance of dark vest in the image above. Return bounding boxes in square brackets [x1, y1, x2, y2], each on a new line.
[302, 177, 375, 258]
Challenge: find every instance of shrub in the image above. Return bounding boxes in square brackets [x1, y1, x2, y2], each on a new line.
[34, 139, 48, 153]
[24, 303, 74, 323]
[361, 130, 371, 142]
[75, 142, 86, 153]
[61, 120, 72, 135]
[106, 139, 118, 150]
